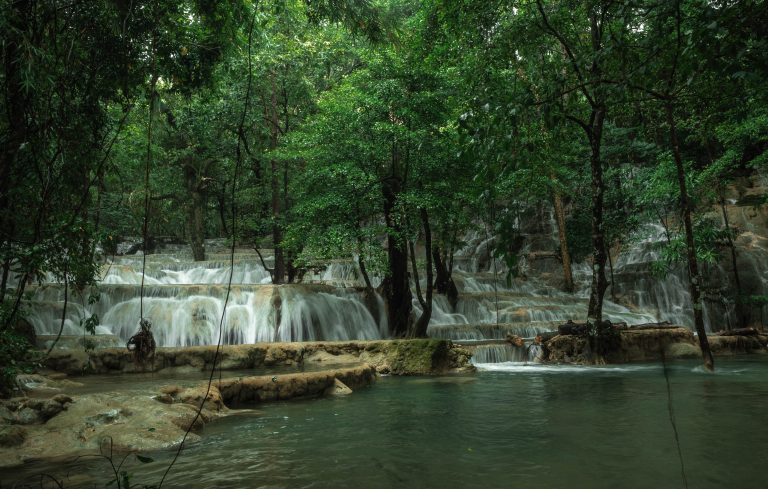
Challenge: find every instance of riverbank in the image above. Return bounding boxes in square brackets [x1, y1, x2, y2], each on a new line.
[3, 332, 766, 471]
[544, 326, 768, 363]
[42, 338, 475, 376]
[1, 339, 473, 468]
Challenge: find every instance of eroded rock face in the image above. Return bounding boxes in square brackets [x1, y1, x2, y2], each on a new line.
[0, 393, 207, 469]
[216, 365, 376, 407]
[44, 340, 474, 376]
[709, 334, 768, 355]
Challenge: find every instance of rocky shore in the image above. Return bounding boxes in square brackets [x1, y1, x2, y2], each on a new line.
[2, 331, 766, 470]
[544, 326, 768, 364]
[1, 339, 473, 469]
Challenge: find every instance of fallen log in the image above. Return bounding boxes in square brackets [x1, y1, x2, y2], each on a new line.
[627, 321, 678, 330]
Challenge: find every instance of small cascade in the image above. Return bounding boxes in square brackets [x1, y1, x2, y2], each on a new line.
[471, 344, 526, 363]
[420, 217, 661, 363]
[469, 341, 545, 364]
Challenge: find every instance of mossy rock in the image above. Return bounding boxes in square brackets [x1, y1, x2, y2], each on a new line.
[384, 339, 451, 375]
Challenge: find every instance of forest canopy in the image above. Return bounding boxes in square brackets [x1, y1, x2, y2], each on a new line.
[2, 0, 767, 364]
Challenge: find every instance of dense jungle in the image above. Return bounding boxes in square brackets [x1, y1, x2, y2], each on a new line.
[1, 1, 768, 488]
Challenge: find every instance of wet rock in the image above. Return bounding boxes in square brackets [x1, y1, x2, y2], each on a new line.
[544, 326, 767, 364]
[155, 393, 174, 404]
[39, 399, 66, 420]
[0, 405, 16, 423]
[46, 340, 470, 376]
[305, 350, 360, 365]
[16, 407, 41, 425]
[86, 408, 123, 426]
[217, 365, 376, 407]
[42, 349, 91, 374]
[665, 343, 701, 359]
[15, 373, 84, 397]
[0, 426, 26, 447]
[160, 385, 182, 396]
[359, 339, 456, 375]
[708, 335, 768, 355]
[324, 378, 353, 396]
[447, 345, 475, 373]
[52, 394, 73, 404]
[264, 345, 305, 366]
[546, 335, 592, 363]
[176, 385, 225, 412]
[36, 334, 122, 351]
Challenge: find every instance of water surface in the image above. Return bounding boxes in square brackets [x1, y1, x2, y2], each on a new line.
[6, 357, 768, 489]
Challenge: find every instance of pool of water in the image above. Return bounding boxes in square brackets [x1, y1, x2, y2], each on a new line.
[6, 357, 768, 488]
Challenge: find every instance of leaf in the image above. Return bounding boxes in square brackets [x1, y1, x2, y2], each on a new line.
[136, 454, 154, 463]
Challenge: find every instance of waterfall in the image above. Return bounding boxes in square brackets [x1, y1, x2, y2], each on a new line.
[24, 253, 386, 347]
[21, 199, 768, 356]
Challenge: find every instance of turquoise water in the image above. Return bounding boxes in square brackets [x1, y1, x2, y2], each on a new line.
[6, 358, 768, 488]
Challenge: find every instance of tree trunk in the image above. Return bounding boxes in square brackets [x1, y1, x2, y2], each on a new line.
[608, 248, 617, 301]
[355, 233, 374, 291]
[184, 164, 206, 261]
[381, 177, 412, 337]
[268, 73, 285, 284]
[0, 1, 29, 317]
[271, 157, 285, 284]
[411, 208, 433, 338]
[586, 106, 608, 323]
[217, 191, 229, 236]
[720, 194, 745, 329]
[0, 259, 9, 304]
[552, 186, 574, 292]
[432, 245, 458, 310]
[666, 102, 714, 371]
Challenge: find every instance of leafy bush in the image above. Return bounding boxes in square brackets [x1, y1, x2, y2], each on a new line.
[0, 329, 33, 397]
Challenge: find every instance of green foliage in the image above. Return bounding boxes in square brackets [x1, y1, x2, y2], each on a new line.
[0, 330, 33, 397]
[3, 0, 768, 339]
[651, 218, 734, 277]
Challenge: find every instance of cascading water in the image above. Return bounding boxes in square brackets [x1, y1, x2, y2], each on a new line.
[24, 248, 386, 347]
[21, 194, 768, 359]
[607, 223, 768, 331]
